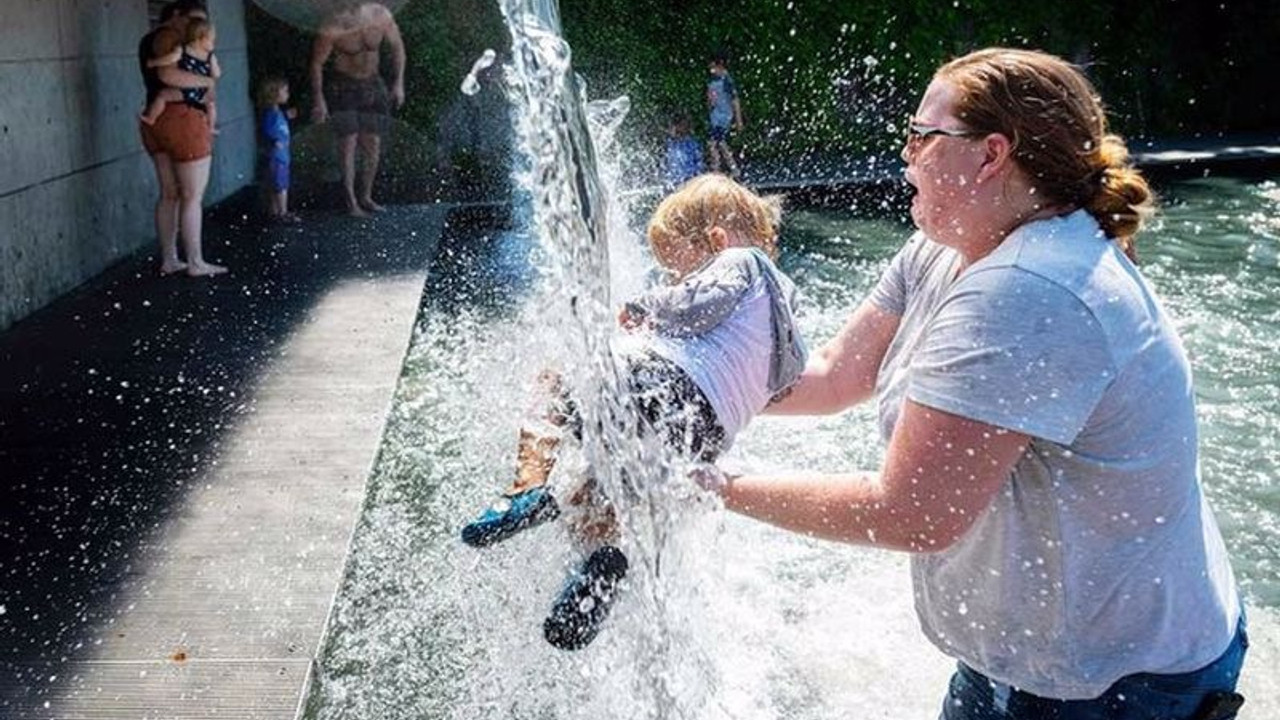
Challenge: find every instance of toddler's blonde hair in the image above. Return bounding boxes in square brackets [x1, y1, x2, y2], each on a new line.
[185, 18, 215, 45]
[256, 77, 288, 108]
[646, 174, 783, 260]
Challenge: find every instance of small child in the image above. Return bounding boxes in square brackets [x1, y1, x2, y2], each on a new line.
[663, 111, 704, 189]
[140, 18, 220, 132]
[461, 174, 807, 650]
[706, 50, 743, 179]
[257, 77, 298, 223]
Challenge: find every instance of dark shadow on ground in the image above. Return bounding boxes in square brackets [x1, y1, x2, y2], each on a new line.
[0, 196, 441, 695]
[420, 203, 537, 319]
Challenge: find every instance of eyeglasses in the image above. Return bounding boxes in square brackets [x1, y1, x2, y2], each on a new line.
[904, 118, 980, 144]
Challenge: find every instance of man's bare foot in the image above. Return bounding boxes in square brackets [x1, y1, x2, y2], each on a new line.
[346, 204, 369, 218]
[358, 198, 386, 213]
[159, 260, 188, 275]
[186, 261, 228, 277]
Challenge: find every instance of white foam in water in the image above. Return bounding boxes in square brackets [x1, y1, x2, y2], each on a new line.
[461, 49, 497, 96]
[304, 2, 1280, 716]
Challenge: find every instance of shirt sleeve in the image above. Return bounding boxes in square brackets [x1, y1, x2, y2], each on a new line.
[631, 251, 753, 337]
[906, 267, 1116, 445]
[867, 233, 923, 316]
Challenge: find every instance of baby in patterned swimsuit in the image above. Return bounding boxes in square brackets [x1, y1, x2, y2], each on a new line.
[140, 18, 220, 133]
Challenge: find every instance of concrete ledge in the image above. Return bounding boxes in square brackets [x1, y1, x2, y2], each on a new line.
[0, 204, 451, 719]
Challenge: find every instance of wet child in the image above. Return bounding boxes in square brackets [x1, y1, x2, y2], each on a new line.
[140, 18, 220, 132]
[664, 111, 704, 189]
[257, 77, 298, 223]
[461, 174, 807, 650]
[706, 50, 743, 179]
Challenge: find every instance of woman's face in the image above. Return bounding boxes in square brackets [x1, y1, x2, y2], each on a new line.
[902, 78, 987, 245]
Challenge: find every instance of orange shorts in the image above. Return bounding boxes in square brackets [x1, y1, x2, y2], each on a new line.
[139, 103, 212, 162]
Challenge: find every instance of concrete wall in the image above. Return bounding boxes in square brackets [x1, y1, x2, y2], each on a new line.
[0, 0, 254, 331]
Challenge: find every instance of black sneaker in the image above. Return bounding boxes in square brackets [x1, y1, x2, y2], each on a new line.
[543, 545, 629, 650]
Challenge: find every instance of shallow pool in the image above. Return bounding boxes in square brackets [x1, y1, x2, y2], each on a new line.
[305, 176, 1280, 719]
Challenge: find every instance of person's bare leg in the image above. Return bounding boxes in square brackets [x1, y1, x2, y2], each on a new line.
[174, 157, 226, 276]
[720, 141, 741, 178]
[337, 133, 365, 216]
[356, 132, 384, 212]
[504, 429, 560, 495]
[140, 98, 166, 125]
[707, 140, 721, 173]
[150, 153, 186, 275]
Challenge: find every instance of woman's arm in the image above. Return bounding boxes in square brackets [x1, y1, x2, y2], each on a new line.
[151, 31, 214, 89]
[721, 400, 1028, 552]
[765, 298, 900, 415]
[156, 64, 215, 89]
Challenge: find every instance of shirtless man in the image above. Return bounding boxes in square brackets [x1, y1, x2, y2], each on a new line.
[310, 1, 406, 217]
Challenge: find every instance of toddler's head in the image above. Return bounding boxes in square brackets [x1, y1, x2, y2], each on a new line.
[708, 50, 730, 76]
[185, 18, 215, 50]
[646, 174, 782, 278]
[257, 77, 290, 108]
[667, 111, 692, 139]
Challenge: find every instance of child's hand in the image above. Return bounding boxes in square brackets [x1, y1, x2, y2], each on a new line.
[285, 107, 298, 120]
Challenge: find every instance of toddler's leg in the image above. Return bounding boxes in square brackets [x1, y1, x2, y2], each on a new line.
[460, 371, 577, 548]
[506, 428, 560, 495]
[139, 94, 173, 124]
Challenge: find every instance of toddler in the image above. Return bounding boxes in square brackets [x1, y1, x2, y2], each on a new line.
[461, 174, 807, 650]
[257, 77, 298, 223]
[140, 18, 220, 132]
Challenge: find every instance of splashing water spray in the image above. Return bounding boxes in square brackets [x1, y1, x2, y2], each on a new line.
[494, 0, 719, 715]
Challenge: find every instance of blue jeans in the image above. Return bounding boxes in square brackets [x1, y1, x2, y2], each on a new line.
[940, 617, 1249, 720]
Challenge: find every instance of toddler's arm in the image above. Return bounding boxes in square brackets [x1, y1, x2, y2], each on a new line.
[626, 252, 754, 337]
[210, 53, 222, 79]
[261, 109, 288, 144]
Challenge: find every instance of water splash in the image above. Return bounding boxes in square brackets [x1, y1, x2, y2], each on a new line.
[461, 49, 497, 96]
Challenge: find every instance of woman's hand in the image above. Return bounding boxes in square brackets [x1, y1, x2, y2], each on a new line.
[689, 463, 735, 495]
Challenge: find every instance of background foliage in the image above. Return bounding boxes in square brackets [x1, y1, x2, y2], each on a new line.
[246, 0, 1280, 196]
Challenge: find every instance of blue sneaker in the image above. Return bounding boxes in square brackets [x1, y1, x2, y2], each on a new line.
[460, 487, 560, 547]
[543, 545, 629, 650]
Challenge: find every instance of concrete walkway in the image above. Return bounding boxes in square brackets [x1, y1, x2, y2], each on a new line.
[0, 202, 448, 718]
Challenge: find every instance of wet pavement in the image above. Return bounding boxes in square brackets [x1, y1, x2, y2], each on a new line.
[0, 200, 448, 718]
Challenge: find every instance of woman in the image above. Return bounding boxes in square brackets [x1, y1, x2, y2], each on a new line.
[138, 0, 226, 277]
[706, 48, 1247, 719]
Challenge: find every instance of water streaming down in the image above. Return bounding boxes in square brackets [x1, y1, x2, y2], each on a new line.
[303, 7, 1280, 719]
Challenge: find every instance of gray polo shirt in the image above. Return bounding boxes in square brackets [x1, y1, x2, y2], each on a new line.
[869, 210, 1239, 699]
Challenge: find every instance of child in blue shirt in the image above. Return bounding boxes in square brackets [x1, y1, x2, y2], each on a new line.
[257, 77, 298, 223]
[664, 112, 704, 188]
[706, 51, 743, 179]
